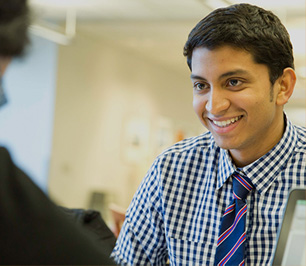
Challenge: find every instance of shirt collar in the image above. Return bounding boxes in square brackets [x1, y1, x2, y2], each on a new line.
[241, 114, 297, 194]
[216, 113, 297, 194]
[217, 148, 236, 189]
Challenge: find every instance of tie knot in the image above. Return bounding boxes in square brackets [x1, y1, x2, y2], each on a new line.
[233, 173, 253, 200]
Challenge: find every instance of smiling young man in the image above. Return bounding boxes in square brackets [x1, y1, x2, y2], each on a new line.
[112, 4, 306, 265]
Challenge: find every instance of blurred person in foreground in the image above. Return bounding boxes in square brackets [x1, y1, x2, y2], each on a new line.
[0, 0, 115, 264]
[111, 3, 306, 265]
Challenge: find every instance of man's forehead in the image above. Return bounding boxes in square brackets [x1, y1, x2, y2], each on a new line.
[190, 46, 263, 77]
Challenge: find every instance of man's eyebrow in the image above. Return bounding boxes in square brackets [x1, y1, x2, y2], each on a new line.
[218, 69, 249, 80]
[190, 74, 206, 80]
[190, 69, 249, 81]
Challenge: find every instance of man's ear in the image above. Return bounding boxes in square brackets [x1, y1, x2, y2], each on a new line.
[276, 67, 296, 106]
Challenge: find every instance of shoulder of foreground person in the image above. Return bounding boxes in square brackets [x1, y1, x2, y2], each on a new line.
[0, 147, 115, 265]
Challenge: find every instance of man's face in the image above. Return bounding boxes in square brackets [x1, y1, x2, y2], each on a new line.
[191, 46, 284, 166]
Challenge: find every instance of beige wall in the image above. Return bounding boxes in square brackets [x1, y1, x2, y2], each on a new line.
[48, 25, 203, 218]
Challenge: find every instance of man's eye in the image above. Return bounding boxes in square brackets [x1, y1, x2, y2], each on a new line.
[194, 83, 208, 91]
[228, 79, 241, 87]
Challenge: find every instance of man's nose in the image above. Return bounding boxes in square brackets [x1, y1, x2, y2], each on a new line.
[205, 88, 230, 115]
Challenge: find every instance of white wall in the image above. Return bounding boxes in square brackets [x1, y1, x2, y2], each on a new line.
[0, 34, 57, 191]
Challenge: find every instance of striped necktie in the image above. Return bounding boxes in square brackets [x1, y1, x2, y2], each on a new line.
[214, 172, 253, 266]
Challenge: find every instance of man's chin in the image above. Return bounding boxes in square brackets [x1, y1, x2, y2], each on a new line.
[212, 135, 239, 151]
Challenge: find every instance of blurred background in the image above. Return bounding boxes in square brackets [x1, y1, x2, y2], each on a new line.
[0, 0, 305, 224]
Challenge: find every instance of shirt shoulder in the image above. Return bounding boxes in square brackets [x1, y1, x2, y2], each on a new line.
[294, 125, 306, 153]
[130, 131, 217, 213]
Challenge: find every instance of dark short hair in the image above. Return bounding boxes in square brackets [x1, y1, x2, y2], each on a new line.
[0, 0, 30, 57]
[183, 3, 294, 84]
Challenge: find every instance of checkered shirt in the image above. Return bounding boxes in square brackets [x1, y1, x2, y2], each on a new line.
[111, 115, 306, 265]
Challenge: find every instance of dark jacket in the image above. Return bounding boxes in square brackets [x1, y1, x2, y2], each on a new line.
[60, 207, 117, 258]
[0, 147, 115, 265]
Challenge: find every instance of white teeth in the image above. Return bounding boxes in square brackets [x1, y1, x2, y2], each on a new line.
[212, 116, 241, 127]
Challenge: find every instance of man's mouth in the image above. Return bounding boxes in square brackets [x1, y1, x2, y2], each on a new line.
[211, 115, 242, 128]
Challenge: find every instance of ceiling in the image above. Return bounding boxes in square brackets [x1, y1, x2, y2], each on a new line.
[29, 0, 306, 22]
[28, 0, 306, 106]
[28, 0, 305, 62]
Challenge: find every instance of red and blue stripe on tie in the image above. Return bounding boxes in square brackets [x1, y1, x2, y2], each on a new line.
[214, 173, 253, 266]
